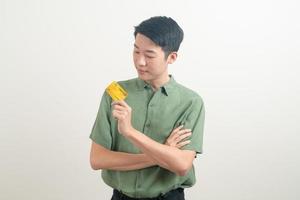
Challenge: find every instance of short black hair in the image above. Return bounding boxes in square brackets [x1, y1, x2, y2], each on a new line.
[134, 16, 184, 58]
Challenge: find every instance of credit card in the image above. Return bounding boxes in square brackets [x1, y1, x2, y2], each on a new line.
[105, 81, 128, 101]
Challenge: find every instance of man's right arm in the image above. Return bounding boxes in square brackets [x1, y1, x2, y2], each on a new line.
[90, 141, 156, 171]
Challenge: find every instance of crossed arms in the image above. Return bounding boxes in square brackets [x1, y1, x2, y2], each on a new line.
[90, 101, 196, 176]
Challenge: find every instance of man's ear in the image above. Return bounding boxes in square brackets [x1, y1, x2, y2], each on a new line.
[167, 52, 178, 64]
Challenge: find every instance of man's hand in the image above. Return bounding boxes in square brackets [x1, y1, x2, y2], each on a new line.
[111, 100, 133, 136]
[165, 125, 192, 148]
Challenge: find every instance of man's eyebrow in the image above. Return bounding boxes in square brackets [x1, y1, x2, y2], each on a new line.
[134, 44, 157, 54]
[145, 50, 156, 54]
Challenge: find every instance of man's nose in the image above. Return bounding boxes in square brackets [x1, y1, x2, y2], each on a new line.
[136, 55, 146, 66]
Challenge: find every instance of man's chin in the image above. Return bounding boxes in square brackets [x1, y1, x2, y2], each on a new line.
[138, 74, 150, 81]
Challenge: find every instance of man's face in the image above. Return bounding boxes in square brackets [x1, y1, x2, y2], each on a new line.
[133, 33, 176, 83]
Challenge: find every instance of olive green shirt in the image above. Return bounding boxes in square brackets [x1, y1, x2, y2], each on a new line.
[90, 75, 205, 198]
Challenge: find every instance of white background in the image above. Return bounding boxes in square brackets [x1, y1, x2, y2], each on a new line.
[1, 0, 300, 200]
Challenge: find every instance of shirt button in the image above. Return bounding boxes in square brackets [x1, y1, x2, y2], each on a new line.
[149, 104, 154, 107]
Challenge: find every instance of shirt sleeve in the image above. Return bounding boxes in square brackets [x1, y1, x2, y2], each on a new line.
[180, 97, 205, 155]
[89, 91, 113, 149]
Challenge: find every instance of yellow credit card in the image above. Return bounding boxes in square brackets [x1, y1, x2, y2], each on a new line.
[106, 81, 128, 101]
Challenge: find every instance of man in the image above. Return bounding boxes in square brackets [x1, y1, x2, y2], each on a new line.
[90, 16, 205, 200]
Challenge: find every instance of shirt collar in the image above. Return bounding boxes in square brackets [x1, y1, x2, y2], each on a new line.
[136, 74, 176, 96]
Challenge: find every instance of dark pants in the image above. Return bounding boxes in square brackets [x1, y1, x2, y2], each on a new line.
[111, 188, 185, 200]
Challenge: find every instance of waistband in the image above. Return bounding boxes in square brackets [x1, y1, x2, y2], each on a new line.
[113, 188, 184, 200]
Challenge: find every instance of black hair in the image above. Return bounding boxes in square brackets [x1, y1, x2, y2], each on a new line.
[134, 16, 184, 58]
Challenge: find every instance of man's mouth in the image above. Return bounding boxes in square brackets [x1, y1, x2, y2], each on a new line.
[138, 70, 147, 74]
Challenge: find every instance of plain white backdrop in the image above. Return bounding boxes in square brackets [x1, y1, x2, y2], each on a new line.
[1, 0, 300, 200]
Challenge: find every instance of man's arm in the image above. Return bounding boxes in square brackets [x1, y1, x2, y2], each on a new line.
[90, 141, 155, 171]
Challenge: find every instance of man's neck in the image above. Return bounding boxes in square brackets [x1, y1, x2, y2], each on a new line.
[147, 75, 170, 91]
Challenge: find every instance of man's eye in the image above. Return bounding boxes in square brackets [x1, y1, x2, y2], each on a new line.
[146, 56, 154, 59]
[134, 51, 140, 54]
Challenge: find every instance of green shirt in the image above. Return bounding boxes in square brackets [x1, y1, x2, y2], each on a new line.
[90, 75, 205, 198]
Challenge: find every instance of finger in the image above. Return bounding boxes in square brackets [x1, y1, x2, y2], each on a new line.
[112, 109, 124, 114]
[172, 129, 191, 141]
[115, 100, 130, 109]
[176, 128, 192, 136]
[169, 125, 184, 137]
[169, 129, 188, 142]
[175, 132, 192, 143]
[112, 110, 125, 119]
[111, 100, 120, 105]
[111, 101, 124, 107]
[176, 140, 191, 148]
[112, 110, 120, 117]
[113, 104, 127, 111]
[174, 124, 184, 132]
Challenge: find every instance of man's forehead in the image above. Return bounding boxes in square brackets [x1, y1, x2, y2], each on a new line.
[134, 43, 160, 54]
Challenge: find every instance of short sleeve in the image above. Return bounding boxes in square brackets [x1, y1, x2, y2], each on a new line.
[89, 92, 113, 149]
[181, 97, 205, 155]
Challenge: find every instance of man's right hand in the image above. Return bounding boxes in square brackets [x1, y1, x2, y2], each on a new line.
[165, 125, 192, 148]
